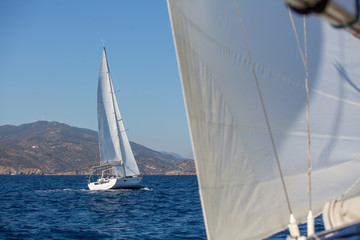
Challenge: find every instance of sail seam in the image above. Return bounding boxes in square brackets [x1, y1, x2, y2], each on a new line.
[202, 122, 360, 141]
[199, 158, 360, 189]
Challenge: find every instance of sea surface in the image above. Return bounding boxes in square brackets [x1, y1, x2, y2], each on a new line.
[0, 175, 324, 239]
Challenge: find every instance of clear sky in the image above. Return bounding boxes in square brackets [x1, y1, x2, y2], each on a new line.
[0, 0, 192, 157]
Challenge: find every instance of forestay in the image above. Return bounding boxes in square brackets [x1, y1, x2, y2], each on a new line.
[167, 0, 360, 239]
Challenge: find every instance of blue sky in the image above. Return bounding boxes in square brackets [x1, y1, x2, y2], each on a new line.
[0, 0, 192, 157]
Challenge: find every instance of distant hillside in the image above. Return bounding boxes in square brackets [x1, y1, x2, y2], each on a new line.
[160, 151, 191, 160]
[0, 121, 195, 175]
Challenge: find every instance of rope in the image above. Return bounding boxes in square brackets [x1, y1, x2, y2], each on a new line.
[234, 0, 293, 215]
[338, 176, 360, 201]
[125, 164, 140, 176]
[288, 7, 313, 213]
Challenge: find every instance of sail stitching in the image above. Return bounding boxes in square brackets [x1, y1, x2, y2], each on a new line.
[207, 122, 360, 141]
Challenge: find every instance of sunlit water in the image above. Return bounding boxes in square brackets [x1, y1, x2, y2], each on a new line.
[0, 175, 323, 239]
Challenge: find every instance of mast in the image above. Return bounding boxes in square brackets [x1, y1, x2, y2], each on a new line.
[103, 47, 126, 176]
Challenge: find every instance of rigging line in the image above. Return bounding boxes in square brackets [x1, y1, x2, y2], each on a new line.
[125, 165, 139, 176]
[288, 7, 306, 67]
[304, 14, 313, 213]
[338, 176, 360, 201]
[288, 7, 313, 212]
[289, 8, 315, 237]
[234, 0, 293, 215]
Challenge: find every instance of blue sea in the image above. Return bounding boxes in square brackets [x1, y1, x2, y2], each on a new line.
[0, 175, 324, 239]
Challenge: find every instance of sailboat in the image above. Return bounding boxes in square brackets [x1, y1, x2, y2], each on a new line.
[87, 47, 142, 191]
[167, 0, 360, 239]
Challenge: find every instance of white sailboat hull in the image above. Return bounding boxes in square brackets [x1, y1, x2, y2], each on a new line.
[88, 176, 143, 190]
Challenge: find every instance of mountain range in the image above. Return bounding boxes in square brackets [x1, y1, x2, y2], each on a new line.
[0, 121, 195, 175]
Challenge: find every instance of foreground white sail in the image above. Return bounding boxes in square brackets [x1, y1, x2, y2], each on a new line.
[88, 48, 142, 190]
[168, 0, 360, 239]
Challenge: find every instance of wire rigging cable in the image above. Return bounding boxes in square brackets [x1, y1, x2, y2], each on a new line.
[288, 7, 315, 237]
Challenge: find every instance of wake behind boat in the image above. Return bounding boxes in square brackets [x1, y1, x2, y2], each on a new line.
[87, 47, 142, 190]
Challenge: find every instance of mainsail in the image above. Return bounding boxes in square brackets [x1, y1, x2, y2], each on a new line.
[97, 48, 140, 177]
[168, 0, 360, 239]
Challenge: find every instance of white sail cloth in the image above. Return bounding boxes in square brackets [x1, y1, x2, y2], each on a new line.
[97, 48, 140, 177]
[168, 0, 360, 239]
